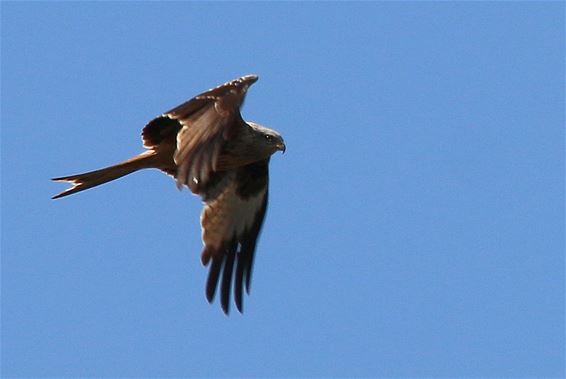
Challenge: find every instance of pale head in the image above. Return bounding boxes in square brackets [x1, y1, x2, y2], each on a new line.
[247, 121, 286, 156]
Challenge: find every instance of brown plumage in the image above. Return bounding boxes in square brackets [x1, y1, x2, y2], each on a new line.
[52, 75, 285, 314]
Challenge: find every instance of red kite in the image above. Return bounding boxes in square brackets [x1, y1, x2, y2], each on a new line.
[52, 75, 285, 314]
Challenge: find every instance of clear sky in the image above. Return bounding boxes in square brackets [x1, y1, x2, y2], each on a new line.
[1, 2, 564, 378]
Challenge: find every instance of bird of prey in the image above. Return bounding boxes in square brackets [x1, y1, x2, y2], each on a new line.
[52, 74, 285, 314]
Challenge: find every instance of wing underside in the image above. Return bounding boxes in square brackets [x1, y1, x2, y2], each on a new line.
[199, 160, 269, 314]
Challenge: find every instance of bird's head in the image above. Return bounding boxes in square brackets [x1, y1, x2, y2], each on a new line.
[248, 122, 286, 156]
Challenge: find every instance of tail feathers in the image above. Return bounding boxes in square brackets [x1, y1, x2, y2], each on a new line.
[52, 151, 158, 199]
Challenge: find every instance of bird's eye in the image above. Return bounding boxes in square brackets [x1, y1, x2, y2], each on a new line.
[264, 135, 274, 143]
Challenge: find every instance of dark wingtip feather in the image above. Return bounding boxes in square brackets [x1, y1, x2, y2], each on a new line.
[220, 250, 236, 315]
[235, 259, 245, 313]
[235, 293, 243, 314]
[205, 257, 222, 304]
[244, 250, 256, 294]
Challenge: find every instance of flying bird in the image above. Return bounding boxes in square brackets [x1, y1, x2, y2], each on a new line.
[52, 74, 285, 314]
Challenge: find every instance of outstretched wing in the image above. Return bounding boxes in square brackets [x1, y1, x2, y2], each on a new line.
[200, 159, 269, 314]
[141, 74, 259, 191]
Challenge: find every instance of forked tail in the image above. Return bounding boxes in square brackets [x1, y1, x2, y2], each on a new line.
[52, 151, 158, 199]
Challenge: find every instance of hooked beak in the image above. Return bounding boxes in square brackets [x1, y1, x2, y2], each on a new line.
[276, 141, 286, 154]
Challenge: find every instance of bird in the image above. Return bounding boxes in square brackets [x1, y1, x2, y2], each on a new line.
[52, 74, 285, 314]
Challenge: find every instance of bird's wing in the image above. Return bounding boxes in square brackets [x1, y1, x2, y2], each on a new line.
[200, 159, 269, 314]
[140, 74, 259, 191]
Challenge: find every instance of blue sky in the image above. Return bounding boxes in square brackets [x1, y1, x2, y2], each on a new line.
[1, 2, 564, 378]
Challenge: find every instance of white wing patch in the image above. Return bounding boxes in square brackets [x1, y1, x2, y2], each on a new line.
[200, 173, 266, 250]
